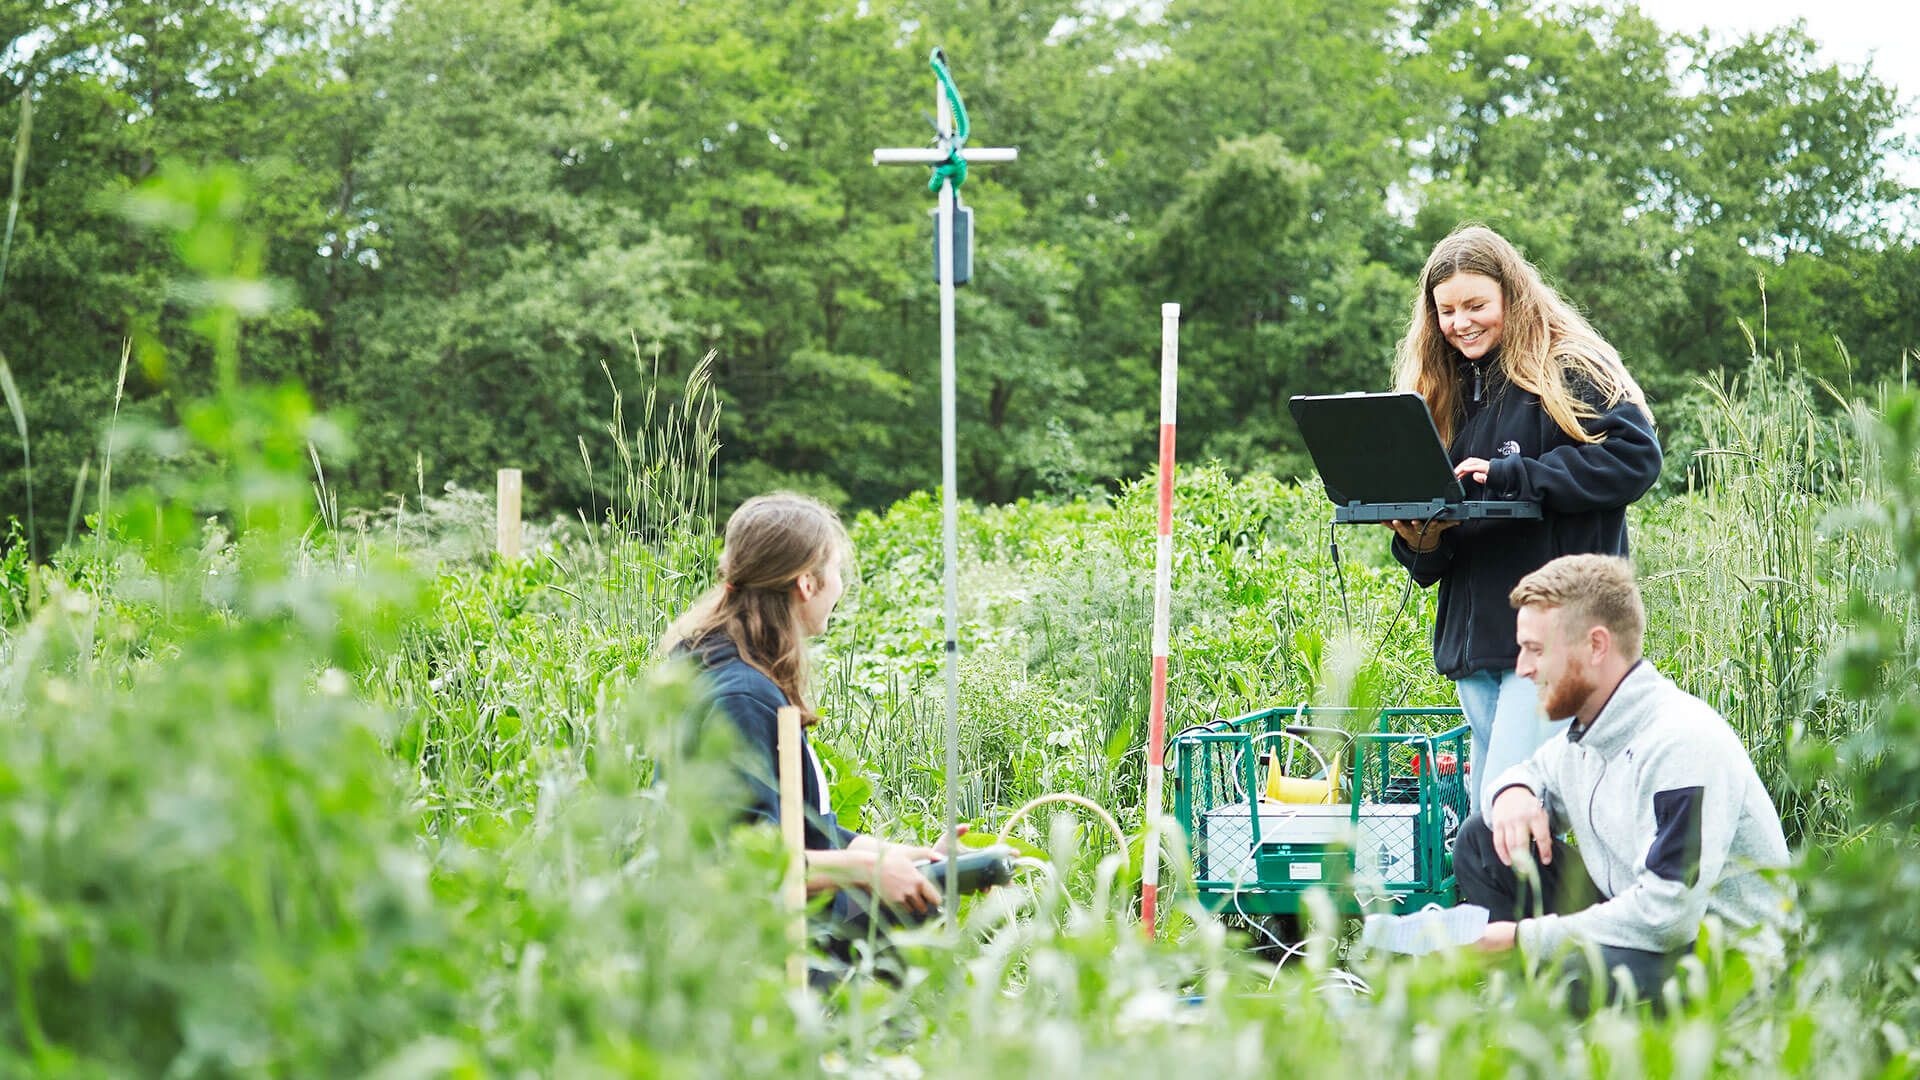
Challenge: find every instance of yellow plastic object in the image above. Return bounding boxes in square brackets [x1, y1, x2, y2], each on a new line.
[1264, 752, 1343, 804]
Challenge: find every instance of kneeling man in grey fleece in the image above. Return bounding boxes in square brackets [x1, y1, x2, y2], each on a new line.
[1455, 554, 1791, 1004]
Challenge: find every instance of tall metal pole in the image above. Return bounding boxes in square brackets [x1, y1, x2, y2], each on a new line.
[871, 51, 1017, 928]
[934, 79, 963, 923]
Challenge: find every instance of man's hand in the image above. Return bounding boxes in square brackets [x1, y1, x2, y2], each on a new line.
[1385, 518, 1458, 552]
[1475, 921, 1517, 953]
[1488, 785, 1553, 868]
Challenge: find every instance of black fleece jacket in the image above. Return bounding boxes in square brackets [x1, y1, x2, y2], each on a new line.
[1392, 355, 1663, 679]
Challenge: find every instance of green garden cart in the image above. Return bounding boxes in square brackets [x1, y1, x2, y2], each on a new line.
[1170, 706, 1472, 918]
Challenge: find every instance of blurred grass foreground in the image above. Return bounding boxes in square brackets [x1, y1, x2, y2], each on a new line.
[4, 164, 1920, 1078]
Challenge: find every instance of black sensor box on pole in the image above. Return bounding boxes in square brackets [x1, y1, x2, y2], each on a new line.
[929, 192, 974, 285]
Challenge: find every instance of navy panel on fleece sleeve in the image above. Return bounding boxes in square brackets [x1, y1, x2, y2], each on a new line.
[1648, 786, 1705, 886]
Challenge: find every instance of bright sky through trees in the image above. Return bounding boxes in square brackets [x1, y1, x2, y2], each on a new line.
[1645, 0, 1920, 184]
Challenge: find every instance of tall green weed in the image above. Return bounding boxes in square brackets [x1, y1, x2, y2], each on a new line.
[1636, 354, 1890, 843]
[1799, 388, 1920, 1030]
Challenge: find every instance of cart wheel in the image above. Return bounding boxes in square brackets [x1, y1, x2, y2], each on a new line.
[1227, 913, 1305, 964]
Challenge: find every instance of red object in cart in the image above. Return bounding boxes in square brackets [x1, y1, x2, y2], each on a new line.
[1411, 750, 1461, 776]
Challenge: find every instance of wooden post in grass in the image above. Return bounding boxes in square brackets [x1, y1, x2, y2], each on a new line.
[495, 468, 522, 561]
[777, 705, 808, 990]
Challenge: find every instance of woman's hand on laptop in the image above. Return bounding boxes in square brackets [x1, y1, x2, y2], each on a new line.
[1386, 518, 1457, 552]
[1453, 456, 1491, 484]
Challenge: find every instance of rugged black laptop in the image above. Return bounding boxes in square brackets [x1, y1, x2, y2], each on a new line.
[1287, 392, 1543, 524]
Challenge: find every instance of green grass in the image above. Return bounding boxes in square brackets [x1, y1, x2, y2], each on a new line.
[8, 348, 1918, 1076]
[1634, 355, 1887, 844]
[5, 165, 1920, 1077]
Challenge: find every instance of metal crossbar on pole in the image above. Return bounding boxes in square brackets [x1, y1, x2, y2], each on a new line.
[872, 50, 1017, 923]
[872, 147, 1019, 165]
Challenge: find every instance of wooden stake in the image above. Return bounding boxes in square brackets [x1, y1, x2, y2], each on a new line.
[777, 704, 808, 990]
[495, 468, 522, 561]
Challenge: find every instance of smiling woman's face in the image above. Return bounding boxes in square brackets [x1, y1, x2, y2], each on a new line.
[1431, 271, 1504, 360]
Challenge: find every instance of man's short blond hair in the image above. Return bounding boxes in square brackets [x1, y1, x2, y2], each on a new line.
[1509, 554, 1645, 661]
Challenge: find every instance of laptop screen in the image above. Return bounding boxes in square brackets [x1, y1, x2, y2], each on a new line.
[1287, 392, 1466, 506]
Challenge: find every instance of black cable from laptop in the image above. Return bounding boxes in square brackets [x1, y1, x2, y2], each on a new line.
[1327, 504, 1446, 662]
[1378, 565, 1417, 649]
[1328, 519, 1354, 633]
[1377, 505, 1449, 649]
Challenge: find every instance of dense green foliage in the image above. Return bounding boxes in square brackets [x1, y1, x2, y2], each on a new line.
[5, 0, 1918, 529]
[6, 165, 1920, 1070]
[6, 317, 1920, 1076]
[7, 5, 1920, 1075]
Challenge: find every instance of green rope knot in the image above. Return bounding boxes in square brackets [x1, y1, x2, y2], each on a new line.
[928, 49, 970, 193]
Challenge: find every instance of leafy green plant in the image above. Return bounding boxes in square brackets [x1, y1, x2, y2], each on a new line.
[0, 518, 27, 626]
[1800, 388, 1920, 1032]
[0, 160, 824, 1079]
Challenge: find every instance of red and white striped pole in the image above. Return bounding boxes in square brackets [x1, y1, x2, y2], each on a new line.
[1142, 301, 1179, 936]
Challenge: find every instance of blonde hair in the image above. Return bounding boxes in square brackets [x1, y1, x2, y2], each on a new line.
[662, 492, 849, 726]
[1509, 554, 1645, 662]
[1393, 224, 1652, 447]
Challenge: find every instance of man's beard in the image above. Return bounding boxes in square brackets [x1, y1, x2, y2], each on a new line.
[1538, 656, 1596, 721]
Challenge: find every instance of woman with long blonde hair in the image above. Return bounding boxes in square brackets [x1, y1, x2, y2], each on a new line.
[1385, 224, 1662, 815]
[664, 492, 958, 977]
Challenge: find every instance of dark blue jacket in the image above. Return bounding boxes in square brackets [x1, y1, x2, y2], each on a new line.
[685, 633, 857, 851]
[1392, 357, 1663, 679]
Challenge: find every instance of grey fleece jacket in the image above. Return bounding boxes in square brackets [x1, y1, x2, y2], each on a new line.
[1490, 660, 1792, 957]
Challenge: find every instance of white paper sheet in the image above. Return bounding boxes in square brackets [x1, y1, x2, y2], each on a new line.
[1359, 904, 1490, 955]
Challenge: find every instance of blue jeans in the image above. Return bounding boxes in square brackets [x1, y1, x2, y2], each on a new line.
[1453, 669, 1571, 815]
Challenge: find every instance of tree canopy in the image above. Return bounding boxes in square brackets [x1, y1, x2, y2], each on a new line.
[3, 0, 1915, 522]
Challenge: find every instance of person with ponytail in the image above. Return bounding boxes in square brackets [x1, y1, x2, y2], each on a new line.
[663, 491, 953, 947]
[1385, 224, 1663, 814]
